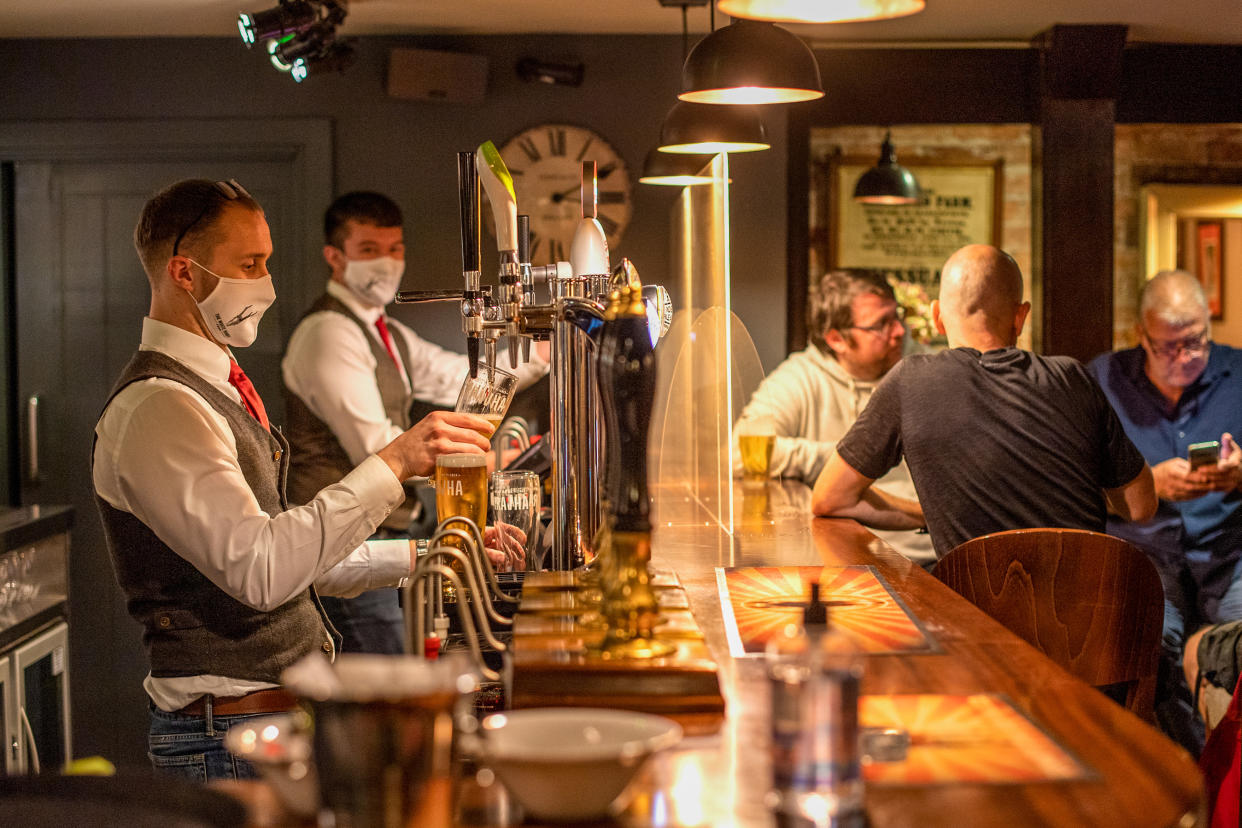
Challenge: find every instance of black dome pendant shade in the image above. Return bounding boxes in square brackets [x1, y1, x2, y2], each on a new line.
[853, 132, 921, 205]
[679, 19, 824, 105]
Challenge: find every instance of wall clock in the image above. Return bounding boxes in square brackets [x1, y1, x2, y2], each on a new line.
[495, 123, 632, 266]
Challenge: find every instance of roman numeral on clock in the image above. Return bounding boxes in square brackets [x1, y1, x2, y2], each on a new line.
[548, 128, 567, 156]
[518, 136, 541, 163]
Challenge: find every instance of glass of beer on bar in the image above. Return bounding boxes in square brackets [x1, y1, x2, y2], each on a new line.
[455, 365, 519, 438]
[435, 454, 489, 561]
[737, 421, 776, 482]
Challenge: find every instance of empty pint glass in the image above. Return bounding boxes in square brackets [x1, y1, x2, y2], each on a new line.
[455, 365, 518, 439]
[489, 470, 540, 572]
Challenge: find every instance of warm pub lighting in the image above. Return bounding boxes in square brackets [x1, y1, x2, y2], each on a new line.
[639, 149, 718, 186]
[717, 0, 925, 24]
[853, 132, 921, 204]
[679, 19, 824, 105]
[658, 102, 770, 154]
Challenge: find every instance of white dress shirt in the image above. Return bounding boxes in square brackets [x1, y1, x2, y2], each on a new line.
[282, 280, 548, 465]
[93, 318, 413, 710]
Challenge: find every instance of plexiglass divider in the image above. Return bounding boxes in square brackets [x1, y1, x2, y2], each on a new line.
[650, 153, 766, 536]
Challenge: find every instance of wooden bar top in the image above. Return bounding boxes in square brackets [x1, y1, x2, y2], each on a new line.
[600, 480, 1204, 828]
[228, 480, 1205, 828]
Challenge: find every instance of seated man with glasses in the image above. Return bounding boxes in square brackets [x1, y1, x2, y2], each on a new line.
[734, 269, 935, 564]
[1089, 269, 1242, 754]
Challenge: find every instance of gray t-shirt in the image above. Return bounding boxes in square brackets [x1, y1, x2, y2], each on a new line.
[836, 347, 1147, 556]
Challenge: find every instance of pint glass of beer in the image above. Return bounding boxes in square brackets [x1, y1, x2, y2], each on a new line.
[737, 421, 776, 482]
[435, 454, 489, 548]
[455, 365, 519, 438]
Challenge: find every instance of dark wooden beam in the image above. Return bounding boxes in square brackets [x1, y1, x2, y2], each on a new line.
[1033, 25, 1127, 361]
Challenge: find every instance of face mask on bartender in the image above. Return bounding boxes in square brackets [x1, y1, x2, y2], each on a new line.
[343, 256, 405, 308]
[185, 259, 276, 347]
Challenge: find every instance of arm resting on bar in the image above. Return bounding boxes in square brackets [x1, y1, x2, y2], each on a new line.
[811, 451, 925, 530]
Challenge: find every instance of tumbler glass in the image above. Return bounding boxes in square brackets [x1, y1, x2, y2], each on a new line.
[737, 421, 776, 482]
[489, 470, 541, 572]
[455, 365, 519, 438]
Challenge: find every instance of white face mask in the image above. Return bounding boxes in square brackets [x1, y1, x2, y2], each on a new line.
[343, 256, 405, 308]
[186, 259, 276, 347]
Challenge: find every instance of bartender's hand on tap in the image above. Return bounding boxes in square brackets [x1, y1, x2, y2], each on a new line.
[376, 411, 493, 481]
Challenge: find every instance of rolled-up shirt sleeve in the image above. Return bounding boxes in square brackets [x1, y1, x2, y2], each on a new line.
[94, 379, 407, 612]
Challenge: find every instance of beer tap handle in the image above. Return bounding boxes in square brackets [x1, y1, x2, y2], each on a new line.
[458, 151, 481, 285]
[395, 289, 465, 304]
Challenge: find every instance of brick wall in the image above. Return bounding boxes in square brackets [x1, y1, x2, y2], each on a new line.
[1114, 124, 1242, 348]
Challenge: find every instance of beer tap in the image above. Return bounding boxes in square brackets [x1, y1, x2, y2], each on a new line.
[477, 141, 524, 372]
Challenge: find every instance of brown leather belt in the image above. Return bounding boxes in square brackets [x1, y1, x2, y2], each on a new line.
[179, 688, 299, 717]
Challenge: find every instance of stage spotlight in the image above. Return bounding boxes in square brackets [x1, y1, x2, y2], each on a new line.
[291, 41, 357, 83]
[239, 1, 318, 47]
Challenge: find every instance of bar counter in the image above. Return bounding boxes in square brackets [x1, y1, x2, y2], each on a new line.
[229, 480, 1205, 827]
[493, 480, 1203, 828]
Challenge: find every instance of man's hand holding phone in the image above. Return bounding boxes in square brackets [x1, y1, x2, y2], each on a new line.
[1156, 434, 1242, 501]
[1193, 433, 1242, 493]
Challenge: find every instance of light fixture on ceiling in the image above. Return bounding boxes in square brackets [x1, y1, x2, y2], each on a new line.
[241, 0, 354, 83]
[716, 0, 925, 24]
[853, 132, 921, 204]
[658, 101, 770, 154]
[639, 149, 717, 186]
[679, 18, 823, 105]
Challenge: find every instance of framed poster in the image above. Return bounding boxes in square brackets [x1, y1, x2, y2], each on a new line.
[826, 157, 1003, 292]
[1196, 220, 1224, 319]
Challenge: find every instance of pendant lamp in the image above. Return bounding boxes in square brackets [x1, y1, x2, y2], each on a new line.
[658, 101, 770, 154]
[853, 132, 921, 205]
[679, 19, 823, 105]
[639, 149, 718, 186]
[717, 0, 924, 24]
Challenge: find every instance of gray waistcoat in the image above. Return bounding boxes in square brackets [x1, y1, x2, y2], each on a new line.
[283, 294, 418, 525]
[94, 350, 335, 682]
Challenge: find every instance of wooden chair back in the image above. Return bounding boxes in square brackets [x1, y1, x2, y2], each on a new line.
[932, 528, 1164, 720]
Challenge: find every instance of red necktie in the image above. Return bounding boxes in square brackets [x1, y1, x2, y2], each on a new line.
[228, 359, 270, 432]
[375, 316, 401, 372]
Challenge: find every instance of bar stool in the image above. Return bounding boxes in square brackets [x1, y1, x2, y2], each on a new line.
[932, 528, 1163, 721]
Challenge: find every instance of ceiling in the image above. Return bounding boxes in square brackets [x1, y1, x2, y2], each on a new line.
[4, 0, 1241, 44]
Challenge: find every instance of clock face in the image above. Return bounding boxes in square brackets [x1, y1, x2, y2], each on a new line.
[496, 123, 632, 266]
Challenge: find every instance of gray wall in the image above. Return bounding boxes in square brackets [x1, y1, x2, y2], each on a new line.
[0, 35, 789, 371]
[0, 33, 789, 766]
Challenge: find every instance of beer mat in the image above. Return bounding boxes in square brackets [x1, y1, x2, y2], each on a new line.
[861, 694, 1091, 785]
[716, 566, 937, 657]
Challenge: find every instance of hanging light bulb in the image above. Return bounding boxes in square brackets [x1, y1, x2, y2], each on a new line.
[717, 0, 924, 25]
[679, 19, 823, 105]
[853, 132, 921, 205]
[639, 149, 718, 187]
[658, 102, 770, 154]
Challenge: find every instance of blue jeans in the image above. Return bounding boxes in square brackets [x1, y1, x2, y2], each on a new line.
[148, 702, 265, 783]
[319, 588, 405, 655]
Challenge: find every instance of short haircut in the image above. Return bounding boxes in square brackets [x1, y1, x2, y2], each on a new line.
[133, 179, 262, 273]
[1139, 269, 1209, 328]
[323, 191, 403, 249]
[807, 269, 895, 354]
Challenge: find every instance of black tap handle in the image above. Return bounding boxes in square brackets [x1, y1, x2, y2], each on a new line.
[458, 151, 480, 276]
[467, 336, 480, 379]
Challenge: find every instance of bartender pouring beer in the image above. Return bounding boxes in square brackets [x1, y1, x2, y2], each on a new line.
[91, 178, 495, 782]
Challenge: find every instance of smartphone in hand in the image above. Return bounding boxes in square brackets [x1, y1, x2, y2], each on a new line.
[1189, 440, 1221, 470]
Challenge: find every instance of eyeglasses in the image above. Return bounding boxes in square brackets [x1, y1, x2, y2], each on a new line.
[847, 305, 906, 337]
[1142, 329, 1209, 360]
[171, 179, 252, 256]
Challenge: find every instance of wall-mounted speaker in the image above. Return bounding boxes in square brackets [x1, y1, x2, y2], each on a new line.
[386, 48, 488, 104]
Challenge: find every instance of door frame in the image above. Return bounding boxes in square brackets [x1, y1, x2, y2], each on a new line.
[0, 118, 332, 316]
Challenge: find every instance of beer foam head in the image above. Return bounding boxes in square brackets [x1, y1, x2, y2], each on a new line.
[436, 453, 487, 469]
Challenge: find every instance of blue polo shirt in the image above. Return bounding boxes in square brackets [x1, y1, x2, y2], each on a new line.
[1089, 345, 1242, 569]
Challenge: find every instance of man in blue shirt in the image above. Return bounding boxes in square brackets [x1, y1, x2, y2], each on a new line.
[1090, 269, 1242, 752]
